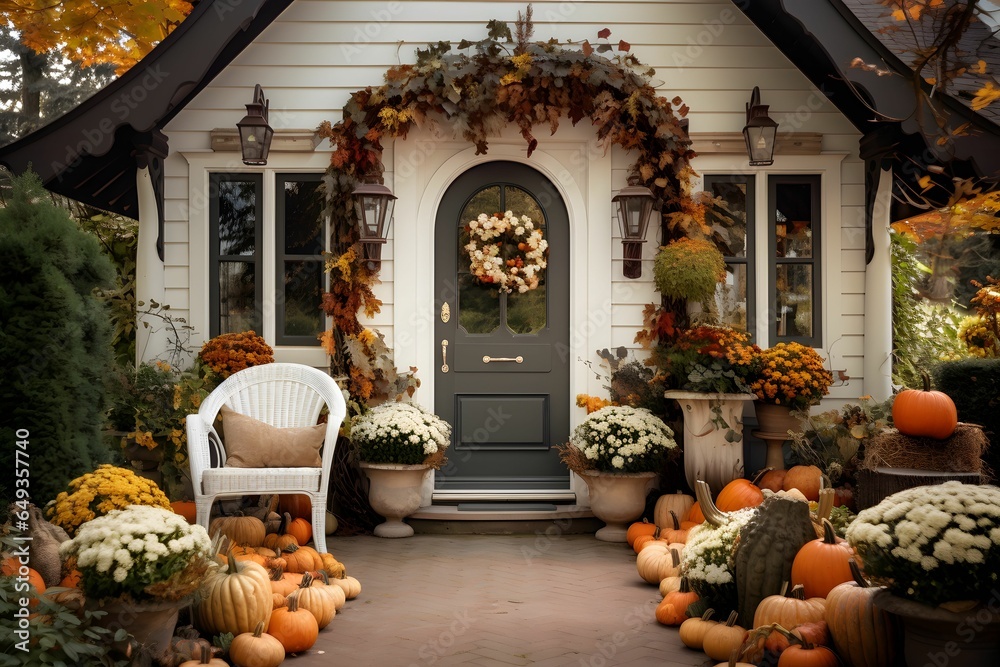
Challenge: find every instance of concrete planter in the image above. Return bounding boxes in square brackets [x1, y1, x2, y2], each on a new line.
[360, 462, 430, 538]
[579, 470, 657, 542]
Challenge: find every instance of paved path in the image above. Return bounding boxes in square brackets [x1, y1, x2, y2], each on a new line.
[307, 534, 711, 667]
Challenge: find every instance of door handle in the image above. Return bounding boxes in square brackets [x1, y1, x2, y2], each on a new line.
[441, 340, 449, 373]
[482, 355, 523, 364]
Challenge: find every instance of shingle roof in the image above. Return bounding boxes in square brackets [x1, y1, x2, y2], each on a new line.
[841, 0, 1000, 127]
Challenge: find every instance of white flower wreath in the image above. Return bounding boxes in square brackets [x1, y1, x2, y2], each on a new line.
[464, 211, 548, 293]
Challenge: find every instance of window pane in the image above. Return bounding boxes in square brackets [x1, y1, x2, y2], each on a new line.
[458, 275, 502, 334]
[507, 280, 546, 334]
[282, 261, 324, 336]
[462, 186, 501, 221]
[284, 179, 324, 255]
[504, 186, 545, 226]
[775, 183, 813, 258]
[219, 261, 259, 333]
[218, 180, 257, 256]
[709, 181, 748, 258]
[458, 186, 502, 334]
[715, 263, 748, 331]
[775, 264, 813, 338]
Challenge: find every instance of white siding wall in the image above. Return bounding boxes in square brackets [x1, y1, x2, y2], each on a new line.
[162, 0, 866, 402]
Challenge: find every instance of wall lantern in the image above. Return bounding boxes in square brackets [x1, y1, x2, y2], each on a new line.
[352, 181, 396, 271]
[237, 84, 274, 165]
[612, 179, 657, 279]
[743, 86, 778, 166]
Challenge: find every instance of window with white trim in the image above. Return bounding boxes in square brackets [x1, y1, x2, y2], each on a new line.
[209, 172, 327, 345]
[704, 173, 822, 346]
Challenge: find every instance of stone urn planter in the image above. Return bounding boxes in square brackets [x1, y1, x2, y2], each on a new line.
[873, 590, 1000, 667]
[359, 462, 429, 538]
[664, 391, 755, 496]
[579, 470, 657, 542]
[87, 596, 188, 661]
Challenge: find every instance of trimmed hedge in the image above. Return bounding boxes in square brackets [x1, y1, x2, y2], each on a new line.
[934, 358, 1000, 479]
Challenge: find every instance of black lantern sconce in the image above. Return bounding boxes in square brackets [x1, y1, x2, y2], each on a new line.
[743, 86, 778, 166]
[237, 84, 274, 166]
[351, 181, 396, 271]
[612, 179, 658, 279]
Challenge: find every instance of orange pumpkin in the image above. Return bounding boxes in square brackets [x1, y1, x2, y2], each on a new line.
[281, 543, 324, 574]
[892, 371, 958, 440]
[59, 569, 82, 588]
[655, 578, 699, 626]
[626, 518, 657, 548]
[782, 465, 823, 501]
[170, 500, 197, 523]
[267, 593, 318, 653]
[765, 620, 830, 654]
[687, 502, 705, 524]
[2, 558, 46, 596]
[715, 470, 767, 512]
[278, 494, 312, 519]
[658, 511, 689, 544]
[632, 530, 660, 554]
[285, 514, 313, 547]
[777, 639, 838, 667]
[791, 519, 854, 598]
[758, 468, 787, 492]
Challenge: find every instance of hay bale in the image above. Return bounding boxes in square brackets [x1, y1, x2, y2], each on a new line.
[861, 423, 989, 474]
[856, 468, 983, 510]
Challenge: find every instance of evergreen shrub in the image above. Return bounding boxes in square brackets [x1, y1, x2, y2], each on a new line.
[0, 172, 116, 504]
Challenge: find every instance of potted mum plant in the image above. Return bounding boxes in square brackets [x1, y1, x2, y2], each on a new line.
[734, 341, 833, 468]
[559, 406, 677, 542]
[59, 504, 214, 661]
[846, 481, 1000, 665]
[46, 464, 172, 536]
[657, 325, 759, 495]
[350, 402, 451, 538]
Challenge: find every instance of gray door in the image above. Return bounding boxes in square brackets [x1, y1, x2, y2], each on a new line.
[434, 162, 570, 493]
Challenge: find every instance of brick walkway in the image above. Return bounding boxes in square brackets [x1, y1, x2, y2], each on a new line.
[307, 534, 711, 667]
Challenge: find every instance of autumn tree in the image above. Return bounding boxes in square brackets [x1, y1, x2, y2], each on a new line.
[1, 0, 194, 75]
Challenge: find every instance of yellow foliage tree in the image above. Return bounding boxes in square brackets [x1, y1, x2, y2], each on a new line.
[1, 0, 193, 74]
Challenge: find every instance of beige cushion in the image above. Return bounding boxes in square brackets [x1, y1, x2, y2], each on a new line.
[221, 405, 324, 468]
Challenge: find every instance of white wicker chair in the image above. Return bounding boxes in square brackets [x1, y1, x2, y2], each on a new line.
[186, 363, 346, 554]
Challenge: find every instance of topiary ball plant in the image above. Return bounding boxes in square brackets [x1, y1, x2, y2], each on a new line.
[653, 237, 726, 303]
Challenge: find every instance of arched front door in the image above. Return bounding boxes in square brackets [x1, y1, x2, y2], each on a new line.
[433, 161, 570, 496]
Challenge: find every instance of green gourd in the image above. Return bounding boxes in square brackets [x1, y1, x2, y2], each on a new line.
[734, 494, 814, 626]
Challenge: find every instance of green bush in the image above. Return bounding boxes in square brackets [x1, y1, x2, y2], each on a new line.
[0, 172, 116, 505]
[934, 358, 1000, 477]
[653, 237, 725, 303]
[891, 233, 965, 387]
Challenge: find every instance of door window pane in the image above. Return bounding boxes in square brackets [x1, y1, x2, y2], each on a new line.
[283, 179, 324, 255]
[705, 175, 754, 336]
[507, 282, 546, 334]
[217, 180, 257, 256]
[458, 186, 502, 334]
[219, 261, 259, 333]
[775, 264, 813, 338]
[282, 261, 324, 336]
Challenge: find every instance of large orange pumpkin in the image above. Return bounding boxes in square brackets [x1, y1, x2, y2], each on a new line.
[791, 519, 854, 598]
[626, 518, 657, 548]
[268, 593, 318, 653]
[2, 557, 46, 596]
[278, 495, 312, 519]
[715, 470, 767, 512]
[825, 559, 896, 667]
[655, 578, 699, 626]
[686, 502, 705, 524]
[170, 500, 197, 523]
[782, 465, 823, 501]
[892, 371, 958, 440]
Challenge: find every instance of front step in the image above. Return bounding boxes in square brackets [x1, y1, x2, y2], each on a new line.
[408, 504, 601, 535]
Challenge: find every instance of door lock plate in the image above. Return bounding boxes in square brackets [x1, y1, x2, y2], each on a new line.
[440, 302, 450, 323]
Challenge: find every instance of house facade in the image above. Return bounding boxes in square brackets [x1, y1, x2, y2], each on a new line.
[5, 0, 928, 505]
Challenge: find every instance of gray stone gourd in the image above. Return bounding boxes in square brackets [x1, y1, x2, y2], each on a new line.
[734, 494, 815, 626]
